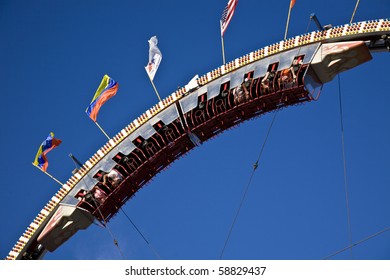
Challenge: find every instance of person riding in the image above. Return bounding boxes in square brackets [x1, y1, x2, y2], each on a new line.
[233, 78, 250, 105]
[102, 168, 124, 188]
[279, 56, 303, 89]
[261, 69, 277, 94]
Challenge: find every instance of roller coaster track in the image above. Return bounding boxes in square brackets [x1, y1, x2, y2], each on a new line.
[6, 18, 390, 260]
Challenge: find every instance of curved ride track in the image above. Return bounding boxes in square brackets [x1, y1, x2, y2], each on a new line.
[6, 18, 390, 260]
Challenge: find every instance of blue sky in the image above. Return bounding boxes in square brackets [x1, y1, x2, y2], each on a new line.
[1, 0, 389, 260]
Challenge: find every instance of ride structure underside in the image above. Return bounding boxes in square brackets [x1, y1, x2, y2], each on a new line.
[7, 18, 389, 260]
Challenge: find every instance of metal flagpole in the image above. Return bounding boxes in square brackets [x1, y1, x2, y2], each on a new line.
[350, 0, 361, 24]
[69, 153, 83, 168]
[32, 163, 63, 186]
[94, 121, 110, 140]
[284, 5, 292, 40]
[146, 72, 162, 102]
[220, 21, 226, 65]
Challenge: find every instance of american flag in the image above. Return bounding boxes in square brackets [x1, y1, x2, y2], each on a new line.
[220, 0, 238, 37]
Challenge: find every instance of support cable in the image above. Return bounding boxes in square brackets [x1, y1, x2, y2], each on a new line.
[296, 17, 312, 57]
[90, 193, 126, 259]
[338, 74, 354, 259]
[219, 105, 280, 259]
[323, 227, 389, 259]
[75, 159, 125, 259]
[73, 157, 158, 259]
[120, 208, 162, 259]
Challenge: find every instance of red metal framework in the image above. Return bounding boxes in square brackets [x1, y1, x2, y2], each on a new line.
[83, 62, 313, 223]
[7, 17, 389, 260]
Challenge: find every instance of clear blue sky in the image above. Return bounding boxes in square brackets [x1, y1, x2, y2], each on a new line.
[1, 0, 389, 260]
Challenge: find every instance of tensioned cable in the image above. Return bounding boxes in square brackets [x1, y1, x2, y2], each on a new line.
[219, 16, 313, 259]
[219, 105, 280, 259]
[296, 16, 312, 57]
[220, 14, 319, 259]
[120, 208, 162, 259]
[71, 156, 159, 259]
[74, 159, 125, 259]
[338, 74, 354, 259]
[89, 190, 126, 259]
[323, 227, 389, 259]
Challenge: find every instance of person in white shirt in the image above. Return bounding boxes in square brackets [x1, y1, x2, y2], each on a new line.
[102, 169, 124, 188]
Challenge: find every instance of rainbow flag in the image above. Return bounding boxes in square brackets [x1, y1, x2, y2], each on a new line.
[86, 75, 118, 122]
[33, 132, 62, 172]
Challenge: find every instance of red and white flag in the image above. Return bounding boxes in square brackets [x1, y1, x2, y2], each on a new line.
[145, 36, 162, 81]
[220, 0, 238, 37]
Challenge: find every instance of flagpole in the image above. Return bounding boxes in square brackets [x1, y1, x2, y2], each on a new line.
[350, 0, 361, 24]
[220, 21, 226, 65]
[69, 153, 83, 168]
[284, 5, 292, 40]
[32, 163, 63, 186]
[94, 121, 110, 140]
[147, 73, 162, 102]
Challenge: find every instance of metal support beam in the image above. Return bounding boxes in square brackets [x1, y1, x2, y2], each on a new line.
[310, 13, 324, 31]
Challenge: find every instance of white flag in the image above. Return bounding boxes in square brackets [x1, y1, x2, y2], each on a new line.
[145, 36, 162, 81]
